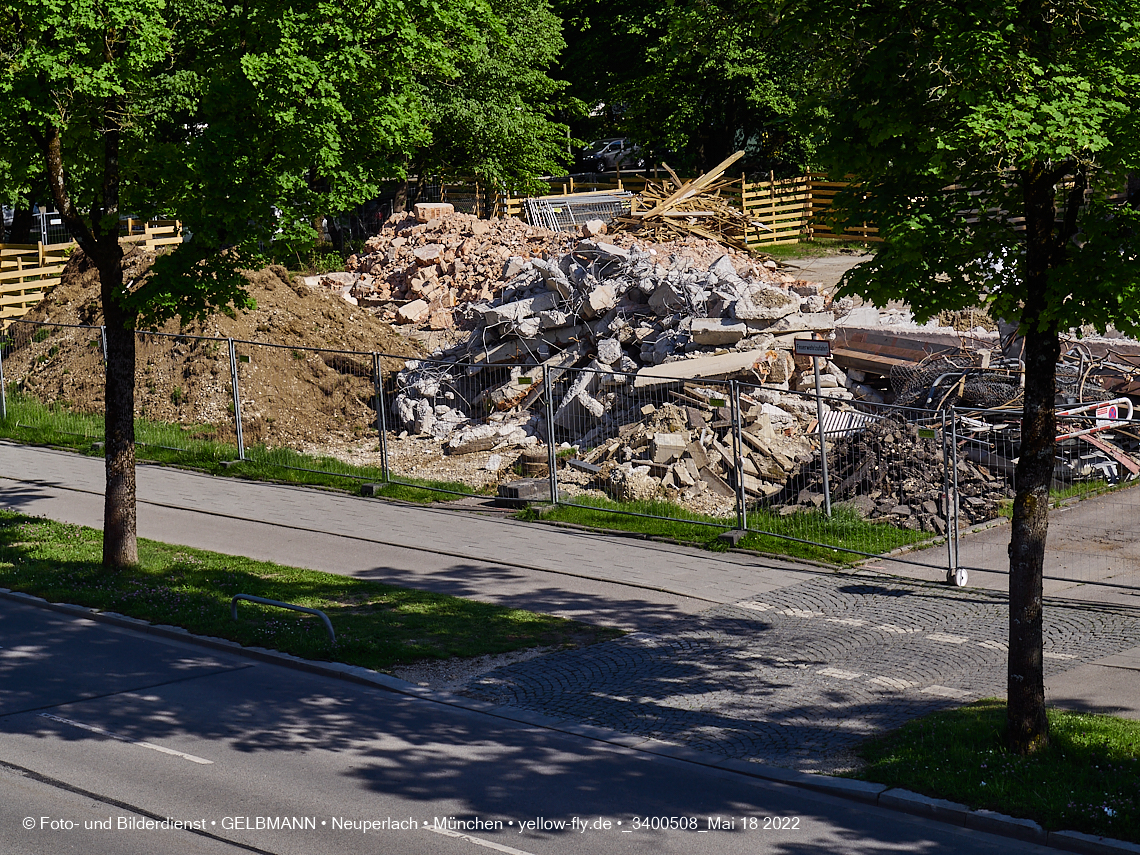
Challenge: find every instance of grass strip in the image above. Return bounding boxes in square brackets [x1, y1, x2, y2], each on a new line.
[853, 699, 1140, 843]
[0, 389, 470, 503]
[0, 510, 619, 670]
[525, 497, 927, 565]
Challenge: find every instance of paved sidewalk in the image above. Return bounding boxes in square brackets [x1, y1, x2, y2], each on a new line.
[0, 442, 817, 628]
[4, 441, 1140, 770]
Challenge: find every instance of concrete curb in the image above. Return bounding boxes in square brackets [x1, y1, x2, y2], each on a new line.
[2, 585, 1135, 852]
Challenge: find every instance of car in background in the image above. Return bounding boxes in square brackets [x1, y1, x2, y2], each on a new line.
[576, 138, 644, 174]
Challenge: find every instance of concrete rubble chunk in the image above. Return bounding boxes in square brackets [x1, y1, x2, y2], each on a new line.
[584, 284, 618, 318]
[596, 338, 623, 366]
[650, 433, 688, 463]
[634, 349, 769, 388]
[580, 219, 606, 237]
[733, 284, 800, 321]
[762, 311, 837, 333]
[414, 202, 455, 222]
[396, 299, 431, 324]
[691, 318, 748, 345]
[413, 244, 445, 266]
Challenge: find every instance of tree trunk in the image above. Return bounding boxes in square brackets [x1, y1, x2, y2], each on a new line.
[98, 249, 138, 568]
[1007, 163, 1057, 754]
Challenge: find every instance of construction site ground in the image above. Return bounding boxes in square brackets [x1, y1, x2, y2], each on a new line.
[3, 442, 1139, 776]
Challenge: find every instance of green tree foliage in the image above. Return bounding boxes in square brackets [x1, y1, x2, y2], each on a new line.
[0, 0, 497, 566]
[556, 0, 812, 174]
[781, 0, 1140, 752]
[414, 0, 573, 192]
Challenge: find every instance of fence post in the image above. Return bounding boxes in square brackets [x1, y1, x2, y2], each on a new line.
[945, 408, 966, 586]
[0, 331, 6, 421]
[730, 380, 747, 531]
[227, 338, 245, 461]
[941, 409, 957, 578]
[812, 357, 833, 517]
[99, 326, 108, 364]
[372, 352, 389, 482]
[543, 363, 559, 505]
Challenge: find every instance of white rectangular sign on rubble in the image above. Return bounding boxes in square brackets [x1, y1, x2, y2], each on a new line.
[793, 338, 832, 358]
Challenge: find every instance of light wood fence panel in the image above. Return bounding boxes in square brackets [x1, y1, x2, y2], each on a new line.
[1, 222, 182, 321]
[806, 177, 882, 242]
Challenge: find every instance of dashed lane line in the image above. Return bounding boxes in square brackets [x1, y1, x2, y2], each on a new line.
[425, 825, 540, 855]
[38, 713, 213, 765]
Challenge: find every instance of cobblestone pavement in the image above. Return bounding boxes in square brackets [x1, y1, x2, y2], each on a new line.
[465, 575, 1140, 771]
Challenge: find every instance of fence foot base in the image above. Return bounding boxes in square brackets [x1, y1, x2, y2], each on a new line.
[718, 530, 749, 547]
[946, 567, 969, 587]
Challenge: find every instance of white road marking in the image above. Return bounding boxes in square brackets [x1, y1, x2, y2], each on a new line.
[38, 713, 213, 765]
[425, 825, 539, 855]
[818, 667, 863, 680]
[826, 618, 867, 626]
[735, 601, 774, 612]
[1044, 652, 1078, 660]
[868, 676, 917, 690]
[926, 633, 970, 644]
[874, 624, 916, 634]
[977, 640, 1007, 652]
[921, 685, 971, 699]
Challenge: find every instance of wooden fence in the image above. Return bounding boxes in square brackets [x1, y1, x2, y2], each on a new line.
[495, 174, 880, 247]
[0, 221, 181, 323]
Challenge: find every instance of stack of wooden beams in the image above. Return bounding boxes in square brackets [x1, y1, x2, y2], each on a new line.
[610, 150, 768, 252]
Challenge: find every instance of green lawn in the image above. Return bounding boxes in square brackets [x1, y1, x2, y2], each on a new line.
[854, 699, 1140, 842]
[0, 511, 619, 670]
[0, 387, 471, 502]
[527, 497, 928, 566]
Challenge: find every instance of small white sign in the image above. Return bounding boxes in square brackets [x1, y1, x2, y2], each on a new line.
[794, 338, 832, 358]
[1096, 404, 1120, 427]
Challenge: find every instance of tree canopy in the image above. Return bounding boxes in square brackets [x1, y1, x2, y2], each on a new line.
[0, 0, 521, 565]
[780, 0, 1140, 752]
[413, 0, 573, 192]
[554, 0, 813, 174]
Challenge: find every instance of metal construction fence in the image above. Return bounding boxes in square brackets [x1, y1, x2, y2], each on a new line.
[2, 317, 1138, 595]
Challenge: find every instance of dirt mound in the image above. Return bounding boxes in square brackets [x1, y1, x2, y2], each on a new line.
[7, 246, 421, 447]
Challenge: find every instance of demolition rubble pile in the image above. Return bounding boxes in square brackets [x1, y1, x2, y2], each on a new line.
[338, 208, 565, 330]
[569, 394, 819, 505]
[790, 416, 1012, 532]
[326, 204, 777, 332]
[385, 235, 865, 505]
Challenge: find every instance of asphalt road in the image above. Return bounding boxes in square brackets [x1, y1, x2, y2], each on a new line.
[0, 598, 1053, 855]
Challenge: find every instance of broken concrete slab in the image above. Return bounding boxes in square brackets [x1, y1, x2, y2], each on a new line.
[650, 432, 688, 463]
[396, 299, 431, 324]
[691, 318, 748, 345]
[634, 349, 769, 389]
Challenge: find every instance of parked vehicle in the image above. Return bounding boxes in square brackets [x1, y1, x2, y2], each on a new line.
[576, 138, 644, 174]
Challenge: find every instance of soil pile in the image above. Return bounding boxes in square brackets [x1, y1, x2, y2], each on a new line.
[6, 246, 421, 446]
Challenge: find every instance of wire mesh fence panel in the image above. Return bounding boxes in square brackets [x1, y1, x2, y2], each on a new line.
[382, 354, 551, 497]
[523, 194, 633, 232]
[133, 331, 238, 458]
[735, 381, 959, 566]
[955, 405, 1140, 593]
[232, 340, 385, 480]
[548, 363, 739, 530]
[0, 319, 106, 441]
